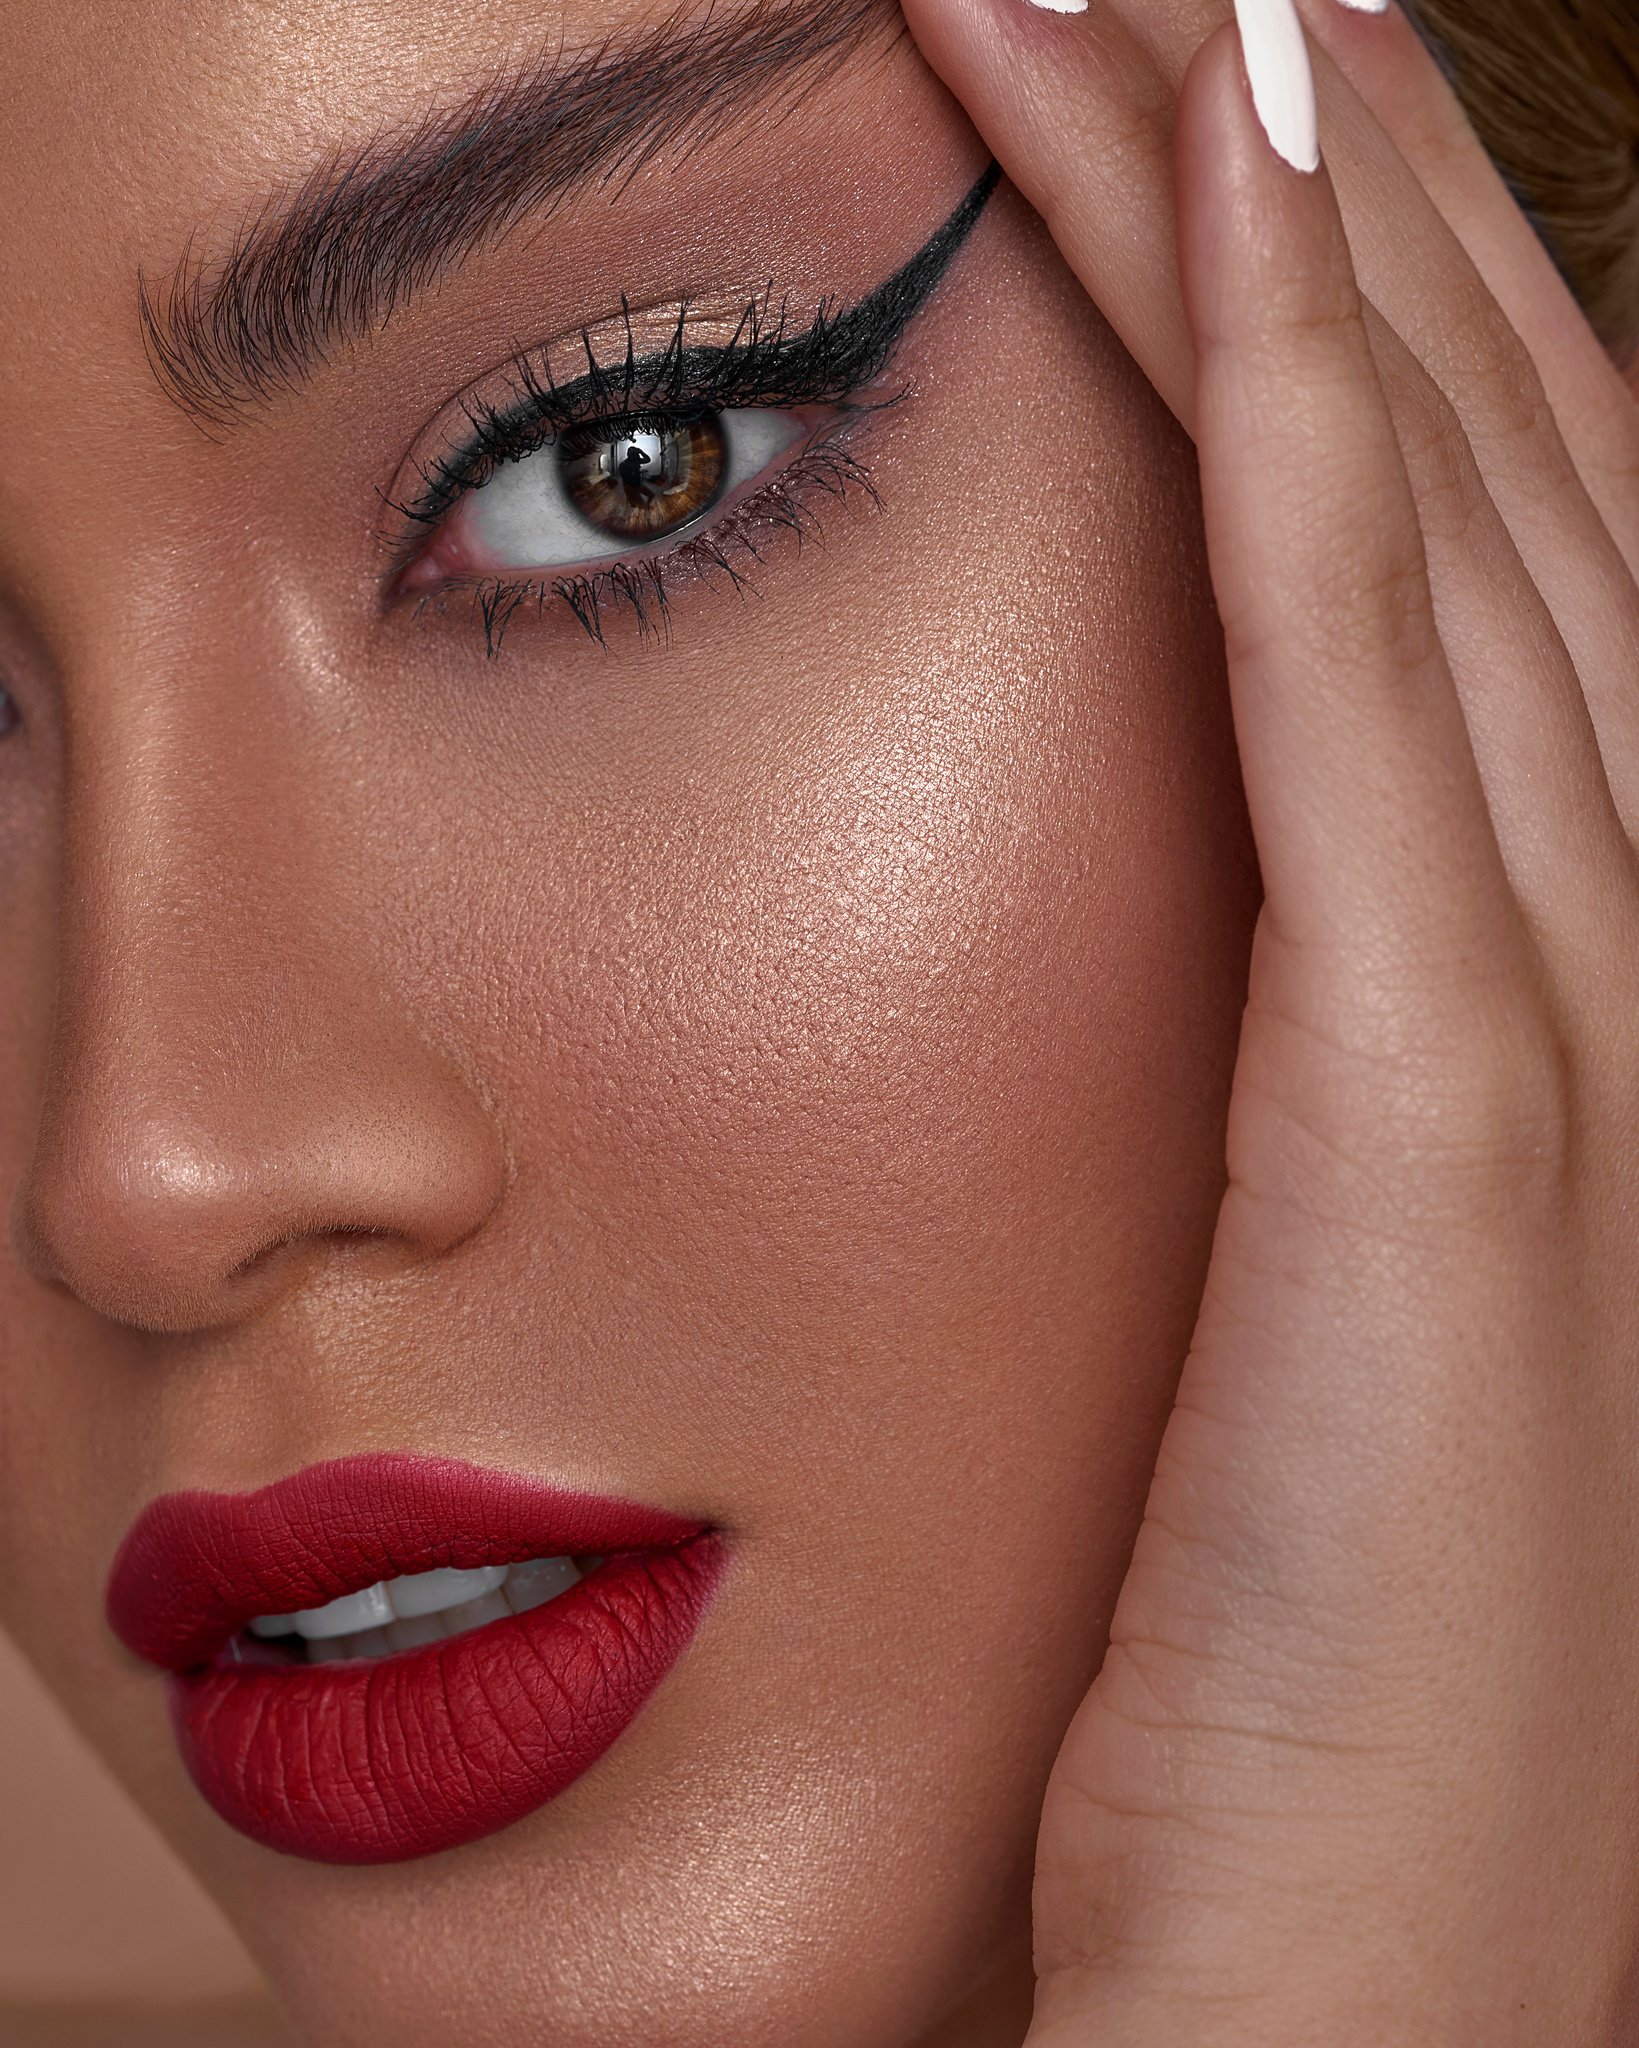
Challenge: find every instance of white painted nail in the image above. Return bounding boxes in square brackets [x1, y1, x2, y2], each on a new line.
[1231, 0, 1321, 172]
[1027, 0, 1089, 11]
[1333, 0, 1390, 12]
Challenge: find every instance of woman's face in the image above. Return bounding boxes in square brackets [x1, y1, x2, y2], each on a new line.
[0, 1, 1261, 2042]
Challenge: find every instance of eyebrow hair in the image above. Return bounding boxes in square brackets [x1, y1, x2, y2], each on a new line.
[138, 0, 905, 430]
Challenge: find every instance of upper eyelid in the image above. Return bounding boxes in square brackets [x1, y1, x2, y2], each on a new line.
[388, 309, 797, 535]
[389, 286, 897, 540]
[380, 161, 1003, 557]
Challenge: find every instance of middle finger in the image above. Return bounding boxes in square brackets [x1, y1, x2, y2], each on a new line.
[1210, 0, 1639, 909]
[1222, 0, 1639, 836]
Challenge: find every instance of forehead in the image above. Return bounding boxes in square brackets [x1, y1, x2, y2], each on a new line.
[3, 0, 865, 334]
[6, 0, 672, 240]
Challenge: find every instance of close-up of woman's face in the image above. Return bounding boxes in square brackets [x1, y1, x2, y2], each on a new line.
[0, 1, 1265, 2041]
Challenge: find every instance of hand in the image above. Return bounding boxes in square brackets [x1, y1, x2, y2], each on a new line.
[897, 1, 1639, 2039]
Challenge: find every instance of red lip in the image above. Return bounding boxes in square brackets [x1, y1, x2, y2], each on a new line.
[106, 1453, 724, 1864]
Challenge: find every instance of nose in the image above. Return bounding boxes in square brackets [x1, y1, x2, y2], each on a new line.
[9, 689, 507, 1337]
[15, 1045, 507, 1335]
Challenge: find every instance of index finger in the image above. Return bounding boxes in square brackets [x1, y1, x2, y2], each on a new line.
[897, 0, 1198, 424]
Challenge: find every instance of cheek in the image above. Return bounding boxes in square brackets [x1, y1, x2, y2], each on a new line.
[462, 205, 1260, 1513]
[0, 189, 1260, 2046]
[313, 220, 1262, 2033]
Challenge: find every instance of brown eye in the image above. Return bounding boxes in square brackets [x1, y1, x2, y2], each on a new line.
[445, 406, 804, 578]
[557, 414, 727, 542]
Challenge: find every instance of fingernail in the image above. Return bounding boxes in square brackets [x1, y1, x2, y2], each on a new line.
[1333, 0, 1390, 12]
[1026, 0, 1090, 11]
[1231, 0, 1321, 173]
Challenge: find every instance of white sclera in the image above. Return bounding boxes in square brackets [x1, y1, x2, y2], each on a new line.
[463, 408, 803, 571]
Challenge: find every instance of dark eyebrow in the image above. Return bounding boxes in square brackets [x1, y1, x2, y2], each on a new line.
[139, 0, 905, 430]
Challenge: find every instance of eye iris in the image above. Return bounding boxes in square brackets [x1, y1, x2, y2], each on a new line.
[558, 414, 727, 541]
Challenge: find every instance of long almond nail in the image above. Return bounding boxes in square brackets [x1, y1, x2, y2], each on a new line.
[1231, 0, 1321, 173]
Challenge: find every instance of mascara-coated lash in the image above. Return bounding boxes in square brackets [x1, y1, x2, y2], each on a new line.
[387, 160, 1002, 547]
[463, 419, 883, 653]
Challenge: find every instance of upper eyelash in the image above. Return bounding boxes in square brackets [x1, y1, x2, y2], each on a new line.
[385, 297, 879, 545]
[383, 158, 1002, 549]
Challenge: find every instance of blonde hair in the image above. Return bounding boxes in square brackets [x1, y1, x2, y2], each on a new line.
[1410, 0, 1639, 363]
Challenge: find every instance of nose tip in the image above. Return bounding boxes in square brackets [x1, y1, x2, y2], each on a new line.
[11, 1070, 508, 1336]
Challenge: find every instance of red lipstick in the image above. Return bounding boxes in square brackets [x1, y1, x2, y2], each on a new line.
[106, 1453, 724, 1864]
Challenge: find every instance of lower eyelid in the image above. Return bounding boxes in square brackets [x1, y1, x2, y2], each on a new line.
[413, 401, 891, 657]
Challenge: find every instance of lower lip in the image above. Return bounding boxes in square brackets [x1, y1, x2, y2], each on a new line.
[169, 1536, 723, 1864]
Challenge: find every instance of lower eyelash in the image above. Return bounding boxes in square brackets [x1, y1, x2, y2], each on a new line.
[418, 421, 882, 659]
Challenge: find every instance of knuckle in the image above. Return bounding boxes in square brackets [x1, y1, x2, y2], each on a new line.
[1308, 515, 1442, 679]
[1424, 1016, 1574, 1180]
[1378, 986, 1577, 1195]
[1237, 967, 1578, 1214]
[1270, 283, 1375, 387]
[1378, 358, 1486, 548]
[1441, 285, 1566, 469]
[1596, 411, 1639, 493]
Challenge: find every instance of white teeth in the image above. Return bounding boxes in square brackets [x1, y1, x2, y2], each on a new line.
[289, 1581, 395, 1641]
[383, 1612, 448, 1653]
[387, 1564, 508, 1620]
[297, 1580, 394, 1641]
[242, 1556, 585, 1660]
[505, 1555, 582, 1613]
[436, 1589, 513, 1635]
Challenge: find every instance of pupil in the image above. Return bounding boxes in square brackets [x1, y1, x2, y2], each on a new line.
[560, 414, 727, 542]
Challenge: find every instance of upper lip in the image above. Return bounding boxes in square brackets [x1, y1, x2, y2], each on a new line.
[106, 1452, 710, 1673]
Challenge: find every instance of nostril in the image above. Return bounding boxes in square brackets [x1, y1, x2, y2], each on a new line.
[219, 1222, 418, 1306]
[223, 1220, 389, 1277]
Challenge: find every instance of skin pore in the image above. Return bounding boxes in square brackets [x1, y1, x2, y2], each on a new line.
[0, 2, 1261, 2044]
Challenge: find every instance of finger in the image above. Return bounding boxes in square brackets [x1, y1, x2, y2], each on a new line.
[1113, 0, 1639, 562]
[1355, 300, 1638, 974]
[1176, 17, 1518, 971]
[1295, 15, 1639, 834]
[1307, 1, 1639, 578]
[1116, 0, 1639, 841]
[895, 0, 1197, 425]
[903, 0, 1639, 844]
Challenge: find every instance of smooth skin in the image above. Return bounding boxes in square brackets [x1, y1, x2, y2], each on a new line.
[897, 1, 1639, 2039]
[2, 0, 1637, 2042]
[0, 6, 1257, 2043]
